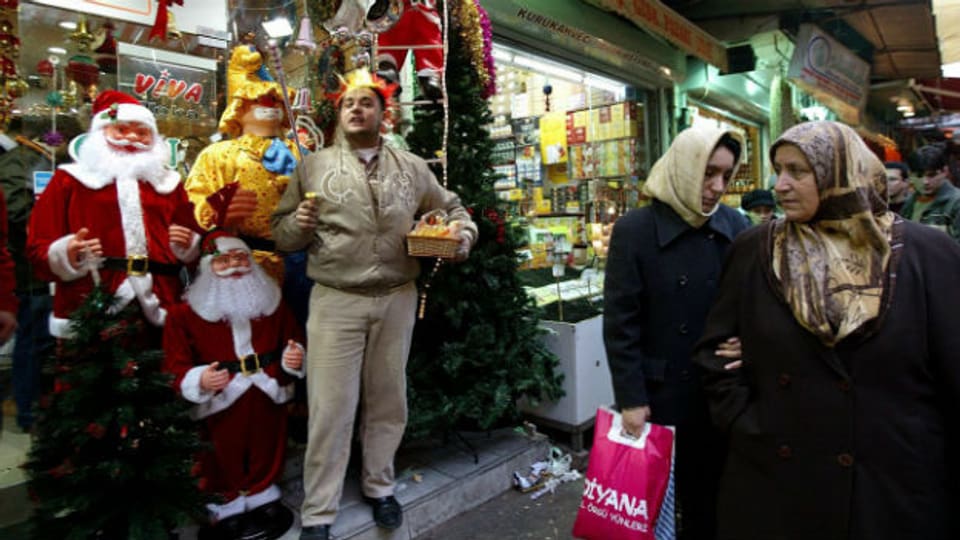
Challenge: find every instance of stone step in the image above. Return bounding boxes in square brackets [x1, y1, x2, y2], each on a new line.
[0, 424, 549, 540]
[174, 428, 550, 540]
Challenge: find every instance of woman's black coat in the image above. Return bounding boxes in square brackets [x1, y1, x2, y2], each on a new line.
[694, 221, 960, 540]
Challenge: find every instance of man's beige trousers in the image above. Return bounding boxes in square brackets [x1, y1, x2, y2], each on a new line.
[299, 282, 417, 527]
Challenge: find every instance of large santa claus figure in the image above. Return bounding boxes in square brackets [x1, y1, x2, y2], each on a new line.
[162, 230, 304, 540]
[26, 89, 198, 341]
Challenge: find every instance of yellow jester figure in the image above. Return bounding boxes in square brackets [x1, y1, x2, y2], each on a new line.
[184, 45, 299, 283]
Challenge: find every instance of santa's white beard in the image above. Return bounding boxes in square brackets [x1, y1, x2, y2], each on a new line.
[185, 262, 282, 323]
[76, 128, 170, 184]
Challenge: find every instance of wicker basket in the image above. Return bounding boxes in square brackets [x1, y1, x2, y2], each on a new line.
[406, 233, 460, 258]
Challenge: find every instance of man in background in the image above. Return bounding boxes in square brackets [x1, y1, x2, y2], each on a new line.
[901, 143, 960, 242]
[740, 188, 777, 225]
[0, 127, 57, 432]
[883, 161, 911, 215]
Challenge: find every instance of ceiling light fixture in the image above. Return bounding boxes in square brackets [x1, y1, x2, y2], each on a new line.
[511, 55, 584, 84]
[585, 74, 626, 96]
[261, 17, 294, 39]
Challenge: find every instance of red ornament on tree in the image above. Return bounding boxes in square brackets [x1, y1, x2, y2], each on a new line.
[66, 54, 99, 87]
[36, 58, 54, 77]
[85, 423, 107, 439]
[53, 378, 72, 394]
[121, 360, 138, 377]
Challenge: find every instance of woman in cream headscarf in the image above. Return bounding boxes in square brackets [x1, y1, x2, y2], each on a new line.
[695, 121, 960, 540]
[603, 125, 750, 540]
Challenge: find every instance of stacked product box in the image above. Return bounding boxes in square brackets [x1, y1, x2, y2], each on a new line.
[565, 101, 640, 144]
[516, 144, 543, 184]
[565, 110, 588, 144]
[569, 143, 595, 180]
[491, 138, 516, 165]
[493, 164, 517, 191]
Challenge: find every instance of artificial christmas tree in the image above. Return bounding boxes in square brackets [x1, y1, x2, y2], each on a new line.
[25, 286, 207, 540]
[404, 6, 563, 439]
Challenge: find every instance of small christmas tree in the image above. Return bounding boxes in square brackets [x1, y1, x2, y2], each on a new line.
[404, 13, 563, 439]
[25, 286, 207, 540]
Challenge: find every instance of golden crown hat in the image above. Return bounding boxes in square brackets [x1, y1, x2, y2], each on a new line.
[219, 44, 296, 136]
[326, 68, 398, 110]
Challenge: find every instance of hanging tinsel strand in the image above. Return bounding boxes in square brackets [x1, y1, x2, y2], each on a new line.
[441, 0, 450, 189]
[417, 256, 444, 320]
[418, 0, 452, 319]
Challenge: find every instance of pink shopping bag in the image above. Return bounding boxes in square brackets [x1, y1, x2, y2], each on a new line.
[572, 407, 675, 540]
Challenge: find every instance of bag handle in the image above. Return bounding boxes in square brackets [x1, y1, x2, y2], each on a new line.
[606, 409, 654, 448]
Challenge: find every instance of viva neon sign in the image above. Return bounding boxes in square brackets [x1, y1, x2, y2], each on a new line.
[133, 69, 204, 103]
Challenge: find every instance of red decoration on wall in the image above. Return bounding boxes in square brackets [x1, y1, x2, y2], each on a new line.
[149, 0, 184, 42]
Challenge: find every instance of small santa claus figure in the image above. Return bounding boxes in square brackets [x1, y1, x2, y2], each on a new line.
[162, 230, 304, 540]
[26, 89, 199, 342]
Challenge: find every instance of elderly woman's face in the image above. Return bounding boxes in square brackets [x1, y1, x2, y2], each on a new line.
[773, 144, 819, 222]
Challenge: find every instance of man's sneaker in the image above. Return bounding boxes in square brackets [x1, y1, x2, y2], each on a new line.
[362, 495, 403, 530]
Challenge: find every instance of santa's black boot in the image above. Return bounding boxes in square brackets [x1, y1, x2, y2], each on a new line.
[248, 501, 295, 539]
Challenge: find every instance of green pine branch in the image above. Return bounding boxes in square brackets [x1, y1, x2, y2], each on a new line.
[404, 19, 563, 440]
[24, 286, 208, 540]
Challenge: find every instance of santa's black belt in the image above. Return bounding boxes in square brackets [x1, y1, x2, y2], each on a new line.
[216, 351, 279, 376]
[238, 235, 276, 253]
[101, 256, 182, 276]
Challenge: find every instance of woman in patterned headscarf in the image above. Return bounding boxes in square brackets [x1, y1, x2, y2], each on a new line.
[694, 121, 960, 540]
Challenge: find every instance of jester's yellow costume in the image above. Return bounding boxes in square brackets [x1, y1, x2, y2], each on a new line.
[184, 45, 298, 282]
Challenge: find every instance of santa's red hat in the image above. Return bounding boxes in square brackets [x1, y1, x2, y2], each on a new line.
[199, 229, 251, 265]
[89, 89, 158, 135]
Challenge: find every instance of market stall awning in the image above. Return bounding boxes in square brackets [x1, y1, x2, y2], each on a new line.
[913, 78, 960, 112]
[662, 0, 941, 81]
[934, 0, 960, 65]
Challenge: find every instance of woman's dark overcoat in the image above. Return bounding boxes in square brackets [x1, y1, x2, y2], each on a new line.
[694, 220, 960, 540]
[604, 199, 749, 540]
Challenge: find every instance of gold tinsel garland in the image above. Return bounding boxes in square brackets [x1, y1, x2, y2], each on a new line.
[452, 0, 491, 91]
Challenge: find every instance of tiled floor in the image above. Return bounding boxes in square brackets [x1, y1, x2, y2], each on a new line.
[1, 337, 31, 493]
[0, 398, 32, 528]
[0, 399, 30, 481]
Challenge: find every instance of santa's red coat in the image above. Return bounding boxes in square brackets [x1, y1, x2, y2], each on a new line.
[26, 164, 191, 338]
[162, 300, 303, 502]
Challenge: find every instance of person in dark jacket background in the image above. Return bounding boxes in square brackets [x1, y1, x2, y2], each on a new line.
[695, 121, 960, 540]
[882, 160, 911, 216]
[603, 125, 750, 540]
[740, 188, 777, 225]
[900, 143, 960, 241]
[0, 134, 57, 432]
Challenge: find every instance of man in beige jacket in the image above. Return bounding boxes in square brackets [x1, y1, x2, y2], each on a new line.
[272, 69, 476, 540]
